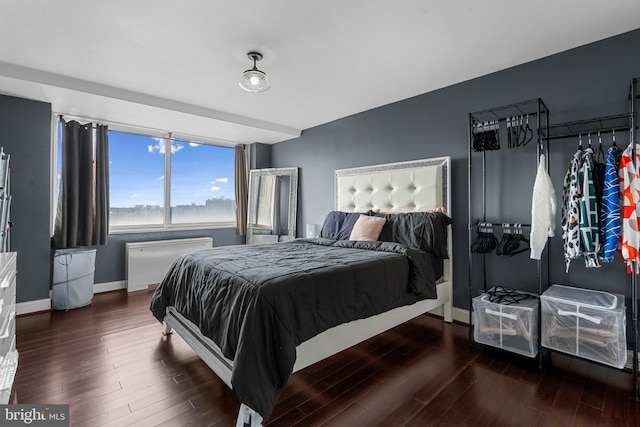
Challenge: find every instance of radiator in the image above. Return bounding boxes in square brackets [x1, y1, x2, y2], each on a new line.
[125, 237, 213, 292]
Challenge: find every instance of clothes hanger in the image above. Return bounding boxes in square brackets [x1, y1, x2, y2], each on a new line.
[579, 133, 583, 151]
[506, 224, 530, 256]
[612, 129, 618, 148]
[471, 222, 498, 253]
[479, 286, 533, 304]
[521, 114, 533, 147]
[495, 223, 529, 256]
[472, 121, 500, 152]
[507, 116, 516, 148]
[597, 130, 605, 162]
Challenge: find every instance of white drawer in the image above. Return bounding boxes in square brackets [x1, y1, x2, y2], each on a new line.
[0, 253, 16, 290]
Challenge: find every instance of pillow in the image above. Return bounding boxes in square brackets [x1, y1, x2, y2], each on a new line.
[319, 211, 364, 240]
[376, 211, 452, 258]
[349, 215, 386, 241]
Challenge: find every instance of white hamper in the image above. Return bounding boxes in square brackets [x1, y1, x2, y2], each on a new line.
[52, 248, 97, 310]
[541, 285, 627, 369]
[473, 292, 539, 358]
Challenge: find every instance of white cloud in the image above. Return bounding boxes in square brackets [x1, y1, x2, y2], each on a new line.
[189, 142, 199, 147]
[210, 186, 221, 192]
[130, 193, 139, 199]
[158, 175, 164, 181]
[214, 177, 229, 184]
[148, 138, 184, 154]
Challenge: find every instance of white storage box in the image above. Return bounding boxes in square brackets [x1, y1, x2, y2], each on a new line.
[473, 292, 539, 358]
[52, 248, 96, 310]
[541, 285, 627, 369]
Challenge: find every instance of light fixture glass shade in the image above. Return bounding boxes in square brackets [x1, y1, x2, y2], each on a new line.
[239, 68, 271, 93]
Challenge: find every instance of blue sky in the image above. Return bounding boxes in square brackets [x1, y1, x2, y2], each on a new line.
[108, 131, 235, 208]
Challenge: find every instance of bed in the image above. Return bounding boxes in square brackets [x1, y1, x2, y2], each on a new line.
[150, 156, 453, 426]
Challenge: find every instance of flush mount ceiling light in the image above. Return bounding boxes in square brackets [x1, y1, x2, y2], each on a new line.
[239, 51, 271, 93]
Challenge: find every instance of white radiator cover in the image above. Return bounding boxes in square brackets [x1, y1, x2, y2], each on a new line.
[125, 237, 213, 292]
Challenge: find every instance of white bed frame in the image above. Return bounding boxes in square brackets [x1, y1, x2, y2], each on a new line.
[162, 156, 453, 425]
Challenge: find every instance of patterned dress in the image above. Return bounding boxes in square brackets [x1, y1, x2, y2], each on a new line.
[577, 148, 601, 268]
[600, 146, 620, 262]
[562, 149, 583, 272]
[618, 143, 640, 273]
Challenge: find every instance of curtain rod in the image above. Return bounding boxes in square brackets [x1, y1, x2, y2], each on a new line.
[54, 112, 241, 148]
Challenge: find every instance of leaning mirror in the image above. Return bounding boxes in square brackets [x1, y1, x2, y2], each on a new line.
[247, 167, 298, 244]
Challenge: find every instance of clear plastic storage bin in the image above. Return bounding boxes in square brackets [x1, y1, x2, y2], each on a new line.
[473, 292, 539, 358]
[540, 285, 627, 369]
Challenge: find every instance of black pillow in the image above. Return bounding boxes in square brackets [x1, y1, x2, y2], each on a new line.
[319, 211, 363, 240]
[377, 211, 452, 259]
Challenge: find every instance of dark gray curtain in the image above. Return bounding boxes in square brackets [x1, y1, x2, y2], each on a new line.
[234, 144, 249, 235]
[53, 119, 109, 248]
[93, 124, 109, 244]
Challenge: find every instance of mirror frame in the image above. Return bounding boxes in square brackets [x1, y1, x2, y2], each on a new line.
[246, 167, 298, 244]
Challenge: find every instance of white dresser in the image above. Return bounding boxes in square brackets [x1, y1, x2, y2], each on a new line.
[0, 252, 17, 403]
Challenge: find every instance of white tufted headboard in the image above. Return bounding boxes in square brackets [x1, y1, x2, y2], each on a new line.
[335, 157, 450, 215]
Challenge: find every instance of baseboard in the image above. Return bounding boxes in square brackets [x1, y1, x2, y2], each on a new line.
[17, 281, 126, 316]
[16, 298, 51, 316]
[94, 280, 126, 294]
[626, 350, 640, 370]
[427, 306, 469, 324]
[17, 282, 469, 322]
[452, 307, 470, 324]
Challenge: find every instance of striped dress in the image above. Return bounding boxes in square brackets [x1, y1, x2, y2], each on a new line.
[600, 146, 620, 262]
[577, 148, 600, 268]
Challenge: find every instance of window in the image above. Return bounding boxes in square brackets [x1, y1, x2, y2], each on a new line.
[168, 139, 235, 225]
[109, 131, 236, 229]
[54, 119, 237, 232]
[109, 131, 165, 227]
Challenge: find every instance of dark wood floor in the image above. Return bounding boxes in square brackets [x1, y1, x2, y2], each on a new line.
[13, 290, 640, 426]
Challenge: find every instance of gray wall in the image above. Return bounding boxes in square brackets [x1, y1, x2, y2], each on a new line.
[0, 94, 245, 303]
[251, 143, 272, 169]
[269, 28, 640, 310]
[2, 29, 639, 307]
[95, 228, 244, 284]
[0, 95, 52, 303]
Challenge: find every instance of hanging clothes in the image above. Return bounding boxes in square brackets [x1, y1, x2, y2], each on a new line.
[530, 154, 556, 260]
[618, 142, 640, 273]
[592, 147, 606, 219]
[562, 149, 583, 272]
[578, 148, 601, 268]
[600, 145, 621, 262]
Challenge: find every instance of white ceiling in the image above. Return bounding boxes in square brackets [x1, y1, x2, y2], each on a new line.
[0, 1, 638, 145]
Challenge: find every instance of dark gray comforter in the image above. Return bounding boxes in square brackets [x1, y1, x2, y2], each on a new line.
[150, 238, 438, 418]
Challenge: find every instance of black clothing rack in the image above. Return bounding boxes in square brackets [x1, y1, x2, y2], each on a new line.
[542, 79, 639, 398]
[474, 221, 532, 227]
[467, 98, 550, 362]
[546, 113, 632, 141]
[468, 86, 640, 397]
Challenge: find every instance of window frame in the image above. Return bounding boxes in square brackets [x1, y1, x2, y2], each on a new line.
[51, 115, 237, 235]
